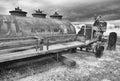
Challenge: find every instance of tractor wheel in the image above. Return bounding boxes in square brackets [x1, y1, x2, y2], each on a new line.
[95, 46, 104, 58]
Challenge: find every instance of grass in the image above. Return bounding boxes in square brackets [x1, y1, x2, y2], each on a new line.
[1, 39, 120, 81]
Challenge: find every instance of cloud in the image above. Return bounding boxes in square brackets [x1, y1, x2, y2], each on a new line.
[0, 0, 18, 14]
[63, 0, 120, 21]
[0, 0, 119, 21]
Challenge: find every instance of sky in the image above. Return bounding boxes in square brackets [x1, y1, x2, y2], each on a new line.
[0, 0, 120, 22]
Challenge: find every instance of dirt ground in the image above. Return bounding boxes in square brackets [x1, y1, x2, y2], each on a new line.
[15, 46, 120, 81]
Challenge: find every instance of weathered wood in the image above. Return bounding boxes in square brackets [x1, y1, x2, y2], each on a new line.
[0, 36, 35, 42]
[0, 41, 84, 63]
[0, 39, 37, 49]
[59, 55, 76, 67]
[107, 32, 117, 50]
[0, 45, 36, 54]
[0, 34, 77, 52]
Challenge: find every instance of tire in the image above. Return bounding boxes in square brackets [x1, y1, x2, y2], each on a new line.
[95, 46, 104, 58]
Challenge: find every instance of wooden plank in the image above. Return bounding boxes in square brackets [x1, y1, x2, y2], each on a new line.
[0, 45, 36, 54]
[0, 36, 35, 41]
[0, 41, 85, 62]
[0, 39, 36, 49]
[0, 34, 76, 50]
[59, 55, 76, 67]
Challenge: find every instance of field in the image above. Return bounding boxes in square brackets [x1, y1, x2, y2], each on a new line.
[15, 46, 120, 81]
[0, 34, 120, 81]
[0, 41, 120, 81]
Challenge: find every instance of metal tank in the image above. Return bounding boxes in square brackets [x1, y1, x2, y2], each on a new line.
[0, 15, 76, 36]
[0, 15, 76, 44]
[0, 15, 79, 62]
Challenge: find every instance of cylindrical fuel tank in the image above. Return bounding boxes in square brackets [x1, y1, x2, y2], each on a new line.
[0, 15, 77, 48]
[0, 15, 76, 38]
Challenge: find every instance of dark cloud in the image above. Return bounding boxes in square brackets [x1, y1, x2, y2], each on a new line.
[0, 0, 119, 21]
[62, 0, 120, 21]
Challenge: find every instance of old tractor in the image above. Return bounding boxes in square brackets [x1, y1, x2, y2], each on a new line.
[77, 15, 107, 57]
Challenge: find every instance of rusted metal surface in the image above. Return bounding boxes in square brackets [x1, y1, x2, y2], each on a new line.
[0, 15, 76, 38]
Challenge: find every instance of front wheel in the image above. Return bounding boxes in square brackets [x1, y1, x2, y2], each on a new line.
[95, 46, 104, 58]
